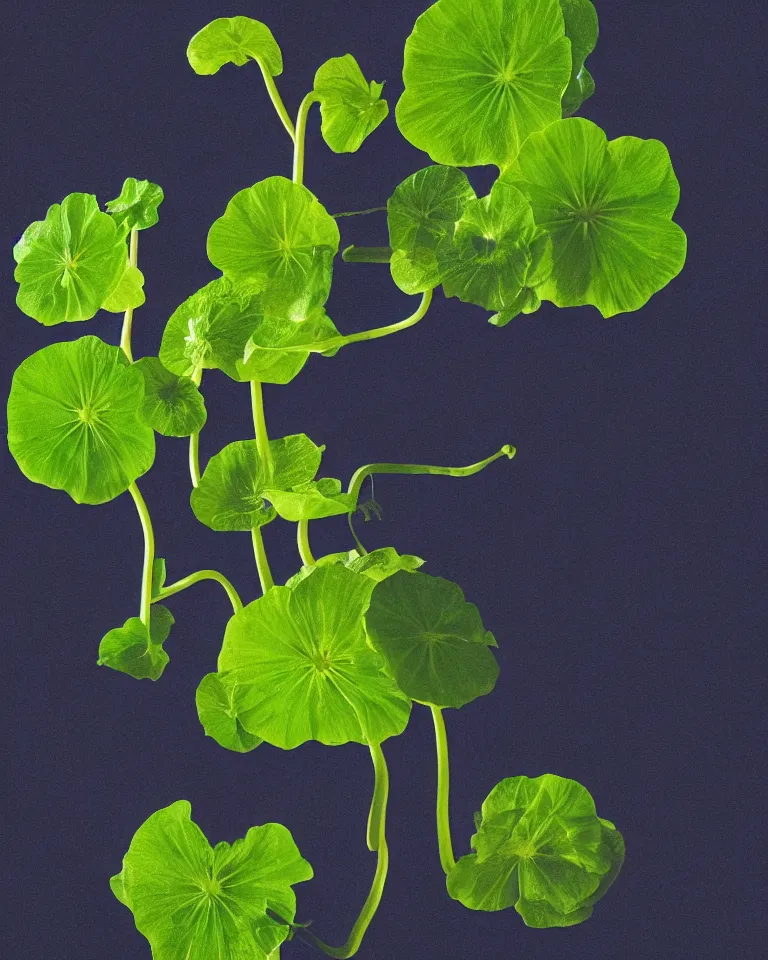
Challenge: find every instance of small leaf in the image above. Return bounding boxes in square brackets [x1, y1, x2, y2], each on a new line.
[196, 672, 263, 753]
[133, 357, 207, 437]
[263, 477, 357, 521]
[559, 0, 599, 116]
[313, 54, 388, 153]
[101, 263, 146, 312]
[105, 178, 164, 233]
[346, 547, 425, 582]
[238, 305, 342, 384]
[7, 336, 155, 504]
[187, 16, 283, 77]
[151, 558, 167, 599]
[191, 440, 275, 532]
[97, 605, 174, 681]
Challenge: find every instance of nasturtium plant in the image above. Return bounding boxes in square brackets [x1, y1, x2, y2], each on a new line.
[9, 1, 688, 953]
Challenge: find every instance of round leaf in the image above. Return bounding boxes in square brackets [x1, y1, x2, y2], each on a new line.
[133, 357, 207, 437]
[560, 0, 599, 116]
[218, 565, 412, 749]
[364, 570, 499, 709]
[7, 336, 155, 504]
[395, 0, 572, 168]
[97, 605, 174, 681]
[196, 672, 263, 753]
[105, 177, 164, 233]
[313, 54, 389, 153]
[500, 117, 687, 317]
[187, 16, 283, 76]
[15, 193, 126, 325]
[190, 440, 275, 532]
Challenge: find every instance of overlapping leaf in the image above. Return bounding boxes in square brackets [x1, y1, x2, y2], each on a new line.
[7, 336, 155, 504]
[105, 178, 164, 234]
[97, 605, 174, 681]
[196, 672, 263, 752]
[313, 54, 388, 153]
[263, 477, 356, 522]
[238, 304, 342, 384]
[101, 262, 146, 312]
[133, 357, 207, 437]
[285, 547, 425, 589]
[560, 0, 599, 116]
[187, 16, 283, 76]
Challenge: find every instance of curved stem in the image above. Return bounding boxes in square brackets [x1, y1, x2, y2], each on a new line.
[332, 207, 387, 219]
[128, 482, 154, 626]
[305, 744, 390, 958]
[152, 570, 243, 616]
[297, 520, 316, 566]
[293, 93, 318, 186]
[251, 526, 274, 594]
[347, 512, 368, 556]
[347, 443, 517, 503]
[341, 245, 392, 263]
[430, 706, 456, 875]
[255, 58, 296, 141]
[119, 227, 139, 362]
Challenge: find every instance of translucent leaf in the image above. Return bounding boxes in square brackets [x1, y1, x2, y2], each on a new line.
[14, 193, 126, 325]
[364, 570, 498, 709]
[97, 605, 174, 681]
[395, 0, 572, 168]
[218, 565, 412, 748]
[187, 16, 283, 77]
[110, 800, 312, 959]
[12, 220, 46, 263]
[105, 178, 164, 233]
[263, 477, 357, 521]
[559, 0, 599, 116]
[313, 54, 388, 153]
[196, 672, 263, 753]
[500, 118, 687, 317]
[238, 305, 341, 384]
[133, 357, 207, 437]
[7, 336, 155, 504]
[101, 263, 145, 312]
[285, 547, 424, 589]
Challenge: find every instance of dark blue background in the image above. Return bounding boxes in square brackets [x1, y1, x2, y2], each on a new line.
[2, 1, 764, 958]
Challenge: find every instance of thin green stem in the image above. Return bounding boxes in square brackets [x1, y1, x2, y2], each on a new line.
[341, 245, 393, 263]
[332, 207, 387, 219]
[251, 526, 274, 594]
[304, 744, 390, 958]
[347, 512, 368, 556]
[189, 369, 203, 487]
[347, 443, 517, 503]
[250, 379, 271, 472]
[255, 58, 296, 141]
[293, 93, 318, 186]
[297, 520, 316, 566]
[128, 482, 154, 626]
[119, 227, 139, 362]
[365, 741, 388, 853]
[152, 570, 243, 616]
[430, 706, 456, 875]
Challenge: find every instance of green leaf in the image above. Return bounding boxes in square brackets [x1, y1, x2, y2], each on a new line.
[207, 177, 340, 314]
[269, 433, 326, 489]
[218, 565, 412, 748]
[97, 605, 174, 681]
[133, 357, 207, 437]
[263, 477, 357, 522]
[187, 16, 283, 77]
[196, 672, 263, 753]
[13, 220, 46, 263]
[14, 193, 126, 325]
[151, 558, 167, 599]
[346, 547, 425, 582]
[396, 0, 572, 169]
[487, 233, 553, 326]
[560, 0, 599, 116]
[105, 178, 164, 234]
[500, 118, 687, 317]
[101, 263, 146, 312]
[313, 54, 388, 153]
[110, 800, 312, 959]
[7, 336, 155, 504]
[159, 276, 263, 380]
[387, 165, 477, 295]
[237, 305, 342, 384]
[447, 774, 625, 927]
[364, 570, 498, 709]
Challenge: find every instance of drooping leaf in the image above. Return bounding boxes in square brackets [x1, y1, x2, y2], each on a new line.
[133, 357, 207, 437]
[105, 178, 164, 234]
[196, 672, 263, 753]
[263, 477, 357, 522]
[97, 605, 175, 681]
[101, 262, 146, 312]
[446, 774, 625, 927]
[237, 305, 342, 384]
[285, 547, 424, 589]
[187, 16, 283, 77]
[151, 558, 167, 599]
[500, 118, 687, 317]
[395, 0, 572, 169]
[207, 177, 340, 314]
[387, 165, 477, 294]
[364, 570, 498, 709]
[14, 193, 126, 325]
[313, 54, 388, 153]
[218, 565, 412, 748]
[7, 336, 155, 504]
[559, 0, 598, 116]
[110, 800, 312, 959]
[487, 233, 553, 326]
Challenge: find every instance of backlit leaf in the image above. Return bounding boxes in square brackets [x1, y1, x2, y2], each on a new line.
[101, 262, 145, 312]
[187, 16, 283, 77]
[238, 305, 341, 384]
[97, 605, 174, 681]
[196, 672, 263, 753]
[263, 477, 356, 521]
[105, 178, 164, 234]
[560, 0, 598, 116]
[313, 54, 388, 153]
[134, 357, 207, 437]
[285, 547, 424, 589]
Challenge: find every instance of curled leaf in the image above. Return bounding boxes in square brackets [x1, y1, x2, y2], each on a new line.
[105, 177, 164, 234]
[313, 54, 389, 153]
[97, 605, 174, 681]
[187, 16, 283, 77]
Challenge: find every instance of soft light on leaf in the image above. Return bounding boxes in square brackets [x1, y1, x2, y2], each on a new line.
[187, 16, 283, 76]
[238, 305, 341, 384]
[12, 220, 46, 263]
[133, 357, 207, 437]
[191, 441, 275, 532]
[97, 605, 174, 681]
[263, 477, 356, 522]
[196, 672, 263, 753]
[105, 178, 164, 234]
[313, 54, 389, 153]
[101, 263, 146, 312]
[559, 0, 599, 116]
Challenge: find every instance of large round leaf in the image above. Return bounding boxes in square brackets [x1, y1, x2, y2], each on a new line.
[7, 336, 155, 504]
[447, 774, 625, 927]
[500, 117, 687, 317]
[207, 177, 340, 314]
[187, 16, 283, 77]
[15, 193, 126, 325]
[218, 565, 412, 748]
[364, 570, 499, 709]
[313, 54, 389, 153]
[110, 800, 312, 959]
[395, 0, 572, 168]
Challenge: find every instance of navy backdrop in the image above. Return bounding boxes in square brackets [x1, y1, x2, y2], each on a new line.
[2, 1, 764, 958]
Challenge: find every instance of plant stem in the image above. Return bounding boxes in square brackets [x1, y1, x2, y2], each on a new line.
[347, 443, 517, 503]
[332, 207, 387, 219]
[250, 379, 271, 472]
[152, 570, 243, 616]
[341, 245, 393, 263]
[189, 367, 203, 487]
[365, 741, 388, 853]
[119, 227, 139, 362]
[293, 92, 318, 186]
[297, 519, 316, 566]
[304, 744, 390, 958]
[251, 527, 274, 593]
[255, 58, 296, 142]
[128, 481, 154, 626]
[430, 706, 456, 875]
